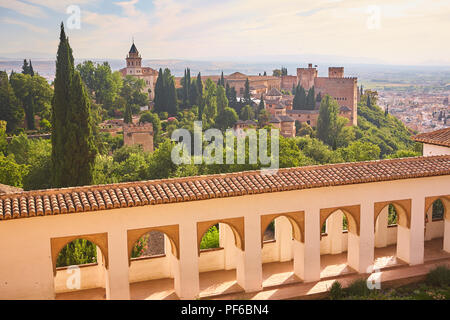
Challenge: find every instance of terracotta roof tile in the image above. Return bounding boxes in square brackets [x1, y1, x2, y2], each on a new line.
[0, 156, 449, 221]
[413, 127, 450, 147]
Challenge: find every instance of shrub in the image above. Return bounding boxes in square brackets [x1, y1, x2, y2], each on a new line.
[329, 281, 344, 300]
[132, 234, 149, 258]
[56, 239, 97, 267]
[345, 279, 371, 297]
[426, 265, 450, 287]
[200, 225, 220, 250]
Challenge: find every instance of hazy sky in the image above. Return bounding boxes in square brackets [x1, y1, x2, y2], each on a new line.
[1, 0, 449, 65]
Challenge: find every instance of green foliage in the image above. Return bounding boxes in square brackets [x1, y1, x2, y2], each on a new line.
[200, 225, 220, 250]
[56, 239, 97, 267]
[0, 120, 6, 155]
[215, 107, 238, 131]
[426, 266, 450, 287]
[51, 23, 97, 188]
[131, 234, 149, 258]
[432, 199, 444, 220]
[124, 103, 132, 123]
[345, 279, 372, 297]
[388, 204, 398, 225]
[240, 105, 254, 120]
[329, 281, 344, 300]
[139, 111, 162, 145]
[0, 153, 29, 187]
[0, 71, 24, 133]
[202, 79, 218, 128]
[338, 141, 381, 162]
[356, 93, 414, 157]
[154, 68, 178, 116]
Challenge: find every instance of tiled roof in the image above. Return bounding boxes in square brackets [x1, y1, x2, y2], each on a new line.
[0, 155, 449, 221]
[413, 127, 450, 147]
[266, 88, 282, 96]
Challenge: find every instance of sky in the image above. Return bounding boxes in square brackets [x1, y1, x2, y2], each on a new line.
[0, 0, 449, 65]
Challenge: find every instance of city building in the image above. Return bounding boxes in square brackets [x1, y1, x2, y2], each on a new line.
[119, 42, 158, 100]
[414, 127, 450, 156]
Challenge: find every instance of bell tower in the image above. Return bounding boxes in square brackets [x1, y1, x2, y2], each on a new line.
[125, 40, 142, 75]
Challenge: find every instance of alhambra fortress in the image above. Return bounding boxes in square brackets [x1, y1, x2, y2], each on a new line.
[0, 43, 449, 300]
[117, 43, 358, 147]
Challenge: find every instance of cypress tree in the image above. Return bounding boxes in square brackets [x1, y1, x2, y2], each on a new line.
[244, 78, 251, 105]
[153, 68, 164, 114]
[220, 71, 225, 87]
[367, 94, 372, 108]
[51, 22, 96, 187]
[0, 71, 23, 132]
[258, 94, 265, 113]
[164, 69, 177, 116]
[182, 69, 187, 108]
[196, 72, 203, 111]
[306, 86, 315, 110]
[124, 103, 132, 123]
[29, 60, 35, 77]
[189, 80, 198, 107]
[21, 59, 29, 75]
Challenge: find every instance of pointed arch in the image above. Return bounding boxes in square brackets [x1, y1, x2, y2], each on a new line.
[127, 224, 179, 265]
[260, 211, 304, 247]
[425, 195, 450, 221]
[320, 205, 360, 236]
[197, 217, 244, 256]
[374, 199, 411, 229]
[51, 232, 108, 276]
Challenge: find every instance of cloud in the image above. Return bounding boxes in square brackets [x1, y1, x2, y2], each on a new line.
[2, 0, 450, 65]
[0, 0, 47, 18]
[115, 0, 140, 17]
[1, 17, 47, 33]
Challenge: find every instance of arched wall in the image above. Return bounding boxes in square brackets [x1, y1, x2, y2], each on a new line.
[127, 224, 179, 264]
[425, 195, 450, 221]
[197, 217, 244, 256]
[260, 211, 304, 246]
[50, 232, 109, 276]
[320, 205, 360, 236]
[374, 199, 411, 229]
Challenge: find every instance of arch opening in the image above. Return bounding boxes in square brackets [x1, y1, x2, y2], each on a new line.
[52, 235, 108, 300]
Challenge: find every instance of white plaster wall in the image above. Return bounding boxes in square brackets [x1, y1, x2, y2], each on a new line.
[423, 143, 450, 156]
[1, 174, 449, 299]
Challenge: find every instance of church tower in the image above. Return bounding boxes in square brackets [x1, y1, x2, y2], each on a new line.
[125, 41, 142, 76]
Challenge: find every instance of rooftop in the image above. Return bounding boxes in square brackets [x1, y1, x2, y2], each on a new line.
[413, 127, 450, 147]
[1, 155, 449, 221]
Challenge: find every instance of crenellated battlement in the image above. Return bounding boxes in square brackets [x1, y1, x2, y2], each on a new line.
[123, 122, 153, 134]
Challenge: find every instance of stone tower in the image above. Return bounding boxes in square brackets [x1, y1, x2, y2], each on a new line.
[125, 41, 142, 76]
[123, 123, 154, 152]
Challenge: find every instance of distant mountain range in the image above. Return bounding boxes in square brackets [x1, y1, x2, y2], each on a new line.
[1, 57, 450, 87]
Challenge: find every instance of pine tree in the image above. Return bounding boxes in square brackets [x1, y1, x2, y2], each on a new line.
[51, 22, 96, 187]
